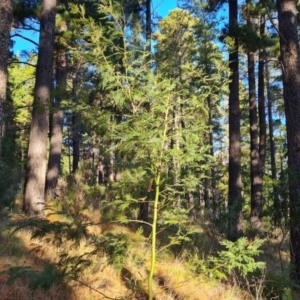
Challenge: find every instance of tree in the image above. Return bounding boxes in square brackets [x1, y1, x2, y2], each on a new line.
[0, 0, 13, 158]
[244, 0, 261, 232]
[23, 0, 57, 215]
[228, 0, 243, 241]
[276, 0, 300, 283]
[242, 1, 267, 233]
[255, 11, 266, 232]
[45, 18, 68, 197]
[138, 0, 151, 222]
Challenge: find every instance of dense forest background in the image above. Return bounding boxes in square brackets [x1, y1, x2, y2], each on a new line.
[0, 0, 300, 299]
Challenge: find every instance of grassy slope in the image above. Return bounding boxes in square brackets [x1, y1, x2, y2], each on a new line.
[0, 198, 292, 300]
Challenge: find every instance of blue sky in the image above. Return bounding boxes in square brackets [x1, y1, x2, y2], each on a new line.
[153, 0, 177, 17]
[12, 0, 178, 55]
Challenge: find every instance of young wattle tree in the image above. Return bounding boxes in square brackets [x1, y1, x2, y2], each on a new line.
[23, 0, 57, 215]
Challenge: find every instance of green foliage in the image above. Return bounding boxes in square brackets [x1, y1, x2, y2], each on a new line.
[215, 238, 266, 278]
[0, 223, 24, 258]
[263, 272, 297, 300]
[188, 237, 266, 281]
[89, 232, 130, 271]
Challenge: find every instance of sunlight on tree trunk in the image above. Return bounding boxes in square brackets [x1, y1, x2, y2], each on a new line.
[23, 0, 56, 215]
[0, 0, 13, 159]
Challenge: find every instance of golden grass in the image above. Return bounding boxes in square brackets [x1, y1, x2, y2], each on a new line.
[0, 203, 288, 300]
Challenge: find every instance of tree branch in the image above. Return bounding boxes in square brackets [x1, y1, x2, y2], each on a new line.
[10, 33, 39, 47]
[72, 278, 122, 300]
[8, 60, 37, 68]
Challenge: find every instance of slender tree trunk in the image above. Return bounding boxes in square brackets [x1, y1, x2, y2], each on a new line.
[266, 61, 280, 222]
[23, 0, 57, 215]
[72, 75, 80, 173]
[45, 21, 67, 197]
[246, 4, 261, 231]
[207, 96, 218, 213]
[277, 0, 300, 283]
[145, 0, 151, 54]
[228, 0, 243, 241]
[256, 14, 266, 229]
[248, 9, 265, 232]
[265, 62, 277, 182]
[0, 0, 13, 158]
[139, 0, 151, 222]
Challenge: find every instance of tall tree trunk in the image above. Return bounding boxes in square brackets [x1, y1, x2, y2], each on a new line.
[248, 10, 266, 233]
[228, 0, 243, 241]
[0, 0, 13, 159]
[45, 21, 67, 197]
[145, 0, 151, 54]
[256, 14, 266, 229]
[265, 62, 277, 182]
[266, 61, 280, 223]
[23, 0, 57, 215]
[207, 96, 218, 214]
[246, 3, 261, 231]
[139, 0, 151, 222]
[72, 75, 80, 173]
[277, 0, 300, 283]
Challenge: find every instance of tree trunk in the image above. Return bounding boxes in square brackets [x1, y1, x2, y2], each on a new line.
[265, 62, 277, 182]
[228, 0, 243, 241]
[277, 0, 300, 283]
[248, 10, 265, 233]
[207, 96, 218, 214]
[45, 21, 67, 198]
[266, 61, 280, 223]
[139, 0, 151, 222]
[246, 5, 261, 231]
[0, 0, 13, 158]
[72, 75, 80, 173]
[23, 0, 57, 215]
[256, 14, 266, 230]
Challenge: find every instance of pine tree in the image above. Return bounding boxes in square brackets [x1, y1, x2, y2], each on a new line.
[228, 0, 243, 241]
[277, 0, 300, 283]
[23, 0, 57, 215]
[0, 0, 13, 159]
[45, 16, 68, 198]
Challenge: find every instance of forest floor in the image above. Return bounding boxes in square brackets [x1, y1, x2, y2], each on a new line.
[0, 200, 293, 300]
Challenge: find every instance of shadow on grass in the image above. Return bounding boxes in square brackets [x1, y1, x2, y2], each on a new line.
[0, 215, 74, 300]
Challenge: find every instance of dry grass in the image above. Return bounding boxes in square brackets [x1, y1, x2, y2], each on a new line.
[0, 202, 290, 300]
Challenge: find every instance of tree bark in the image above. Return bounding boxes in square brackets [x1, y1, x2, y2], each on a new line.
[0, 0, 13, 158]
[207, 96, 218, 213]
[45, 21, 67, 198]
[265, 62, 277, 183]
[23, 0, 57, 215]
[256, 14, 266, 230]
[228, 0, 243, 241]
[248, 10, 266, 233]
[72, 75, 80, 173]
[266, 61, 280, 223]
[139, 0, 151, 222]
[246, 6, 261, 230]
[277, 0, 300, 283]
